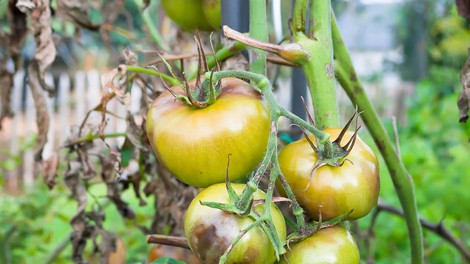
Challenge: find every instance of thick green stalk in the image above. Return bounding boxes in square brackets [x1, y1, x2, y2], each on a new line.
[331, 15, 424, 264]
[293, 0, 339, 129]
[249, 0, 268, 75]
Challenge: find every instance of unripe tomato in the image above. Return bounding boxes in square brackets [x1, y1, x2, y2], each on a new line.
[146, 78, 270, 188]
[202, 0, 221, 30]
[278, 129, 380, 220]
[184, 183, 286, 264]
[161, 0, 213, 31]
[278, 225, 360, 264]
[147, 244, 201, 264]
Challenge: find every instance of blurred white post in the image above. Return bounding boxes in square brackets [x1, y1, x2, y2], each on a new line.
[41, 73, 55, 162]
[74, 71, 86, 124]
[57, 73, 71, 144]
[6, 70, 25, 192]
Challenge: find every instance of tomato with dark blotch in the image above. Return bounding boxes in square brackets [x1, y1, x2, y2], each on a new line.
[161, 0, 213, 31]
[147, 244, 201, 264]
[146, 77, 270, 188]
[184, 183, 286, 264]
[202, 0, 221, 30]
[278, 225, 360, 264]
[278, 128, 380, 220]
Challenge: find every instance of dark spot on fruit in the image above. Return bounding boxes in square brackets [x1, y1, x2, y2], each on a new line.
[190, 221, 230, 263]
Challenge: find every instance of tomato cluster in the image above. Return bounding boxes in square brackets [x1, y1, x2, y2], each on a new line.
[146, 76, 380, 263]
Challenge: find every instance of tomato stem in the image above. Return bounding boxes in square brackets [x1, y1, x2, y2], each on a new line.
[293, 0, 339, 130]
[124, 65, 179, 86]
[331, 14, 424, 263]
[249, 0, 268, 76]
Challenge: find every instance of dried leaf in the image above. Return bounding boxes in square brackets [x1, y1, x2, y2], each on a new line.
[28, 61, 50, 161]
[27, 0, 57, 94]
[458, 48, 470, 122]
[101, 156, 136, 219]
[0, 64, 14, 129]
[56, 0, 100, 31]
[98, 66, 129, 174]
[8, 0, 27, 52]
[65, 160, 91, 263]
[456, 0, 470, 20]
[152, 164, 197, 236]
[43, 151, 59, 189]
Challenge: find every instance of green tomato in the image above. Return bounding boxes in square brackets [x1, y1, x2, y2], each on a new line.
[278, 226, 359, 264]
[146, 77, 270, 187]
[161, 0, 213, 31]
[278, 128, 380, 220]
[202, 0, 221, 30]
[184, 183, 287, 264]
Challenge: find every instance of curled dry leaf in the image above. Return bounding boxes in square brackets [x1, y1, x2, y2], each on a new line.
[0, 64, 14, 129]
[28, 61, 50, 161]
[8, 0, 28, 53]
[43, 151, 59, 189]
[27, 0, 57, 94]
[65, 160, 91, 262]
[98, 66, 129, 174]
[458, 48, 470, 123]
[101, 156, 136, 219]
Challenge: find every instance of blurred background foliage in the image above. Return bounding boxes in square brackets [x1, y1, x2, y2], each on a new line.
[1, 0, 469, 263]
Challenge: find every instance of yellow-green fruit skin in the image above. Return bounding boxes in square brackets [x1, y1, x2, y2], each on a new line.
[202, 0, 221, 29]
[162, 0, 213, 31]
[278, 129, 380, 220]
[278, 226, 359, 264]
[146, 78, 270, 188]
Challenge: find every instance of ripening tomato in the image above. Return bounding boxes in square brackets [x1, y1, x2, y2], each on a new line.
[184, 183, 286, 264]
[278, 128, 380, 220]
[147, 244, 201, 264]
[161, 0, 213, 31]
[202, 0, 221, 30]
[146, 77, 270, 188]
[278, 225, 360, 264]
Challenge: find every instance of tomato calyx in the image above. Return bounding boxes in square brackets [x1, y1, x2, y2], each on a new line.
[287, 209, 353, 245]
[157, 35, 222, 109]
[302, 110, 362, 176]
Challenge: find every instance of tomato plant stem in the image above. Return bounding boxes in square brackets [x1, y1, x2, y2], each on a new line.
[124, 65, 179, 86]
[63, 132, 127, 147]
[293, 0, 339, 130]
[249, 0, 267, 76]
[331, 15, 424, 264]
